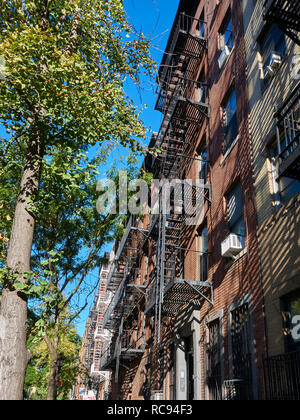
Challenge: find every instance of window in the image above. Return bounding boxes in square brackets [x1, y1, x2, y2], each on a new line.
[276, 96, 300, 161]
[222, 88, 238, 153]
[282, 291, 300, 353]
[269, 140, 300, 205]
[197, 142, 208, 184]
[198, 10, 205, 38]
[219, 12, 233, 51]
[198, 225, 208, 282]
[226, 183, 245, 246]
[259, 24, 286, 84]
[207, 320, 222, 400]
[196, 71, 206, 103]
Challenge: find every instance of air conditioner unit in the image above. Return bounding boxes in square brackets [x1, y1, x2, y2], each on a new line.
[265, 51, 282, 78]
[151, 391, 164, 401]
[221, 234, 243, 258]
[218, 45, 231, 69]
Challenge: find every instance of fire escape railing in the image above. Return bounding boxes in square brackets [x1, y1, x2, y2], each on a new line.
[100, 214, 149, 375]
[275, 83, 300, 180]
[99, 339, 116, 370]
[158, 12, 208, 90]
[264, 0, 300, 45]
[102, 219, 149, 331]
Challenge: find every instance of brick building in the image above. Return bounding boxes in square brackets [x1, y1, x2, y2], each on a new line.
[81, 0, 300, 401]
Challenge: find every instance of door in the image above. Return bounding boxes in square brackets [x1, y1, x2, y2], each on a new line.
[185, 336, 194, 400]
[207, 319, 222, 400]
[230, 304, 253, 400]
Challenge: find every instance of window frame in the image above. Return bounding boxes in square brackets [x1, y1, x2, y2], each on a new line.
[222, 87, 239, 154]
[268, 137, 300, 206]
[219, 11, 233, 52]
[258, 23, 287, 86]
[225, 182, 245, 246]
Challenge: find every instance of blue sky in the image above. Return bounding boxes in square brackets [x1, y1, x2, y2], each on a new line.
[125, 0, 180, 141]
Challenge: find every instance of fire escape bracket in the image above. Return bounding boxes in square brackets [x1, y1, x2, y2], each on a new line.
[127, 284, 147, 296]
[184, 280, 214, 307]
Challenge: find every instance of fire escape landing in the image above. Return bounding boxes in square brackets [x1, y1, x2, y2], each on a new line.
[264, 0, 300, 45]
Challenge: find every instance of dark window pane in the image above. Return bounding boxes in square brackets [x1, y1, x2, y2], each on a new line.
[223, 90, 238, 152]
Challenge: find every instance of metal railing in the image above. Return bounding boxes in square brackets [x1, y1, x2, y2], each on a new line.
[145, 277, 157, 312]
[100, 341, 115, 369]
[157, 77, 208, 115]
[278, 134, 300, 164]
[263, 351, 300, 400]
[158, 12, 207, 88]
[264, 0, 300, 45]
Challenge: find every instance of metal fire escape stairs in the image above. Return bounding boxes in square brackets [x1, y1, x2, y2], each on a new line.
[100, 216, 148, 374]
[145, 13, 213, 344]
[264, 0, 300, 45]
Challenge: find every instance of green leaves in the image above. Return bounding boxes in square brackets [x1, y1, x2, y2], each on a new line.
[14, 274, 49, 299]
[0, 0, 155, 154]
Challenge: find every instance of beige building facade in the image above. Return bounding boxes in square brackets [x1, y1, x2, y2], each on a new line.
[242, 0, 300, 398]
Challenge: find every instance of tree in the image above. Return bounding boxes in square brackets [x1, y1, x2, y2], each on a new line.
[0, 0, 154, 399]
[19, 150, 142, 400]
[24, 311, 81, 400]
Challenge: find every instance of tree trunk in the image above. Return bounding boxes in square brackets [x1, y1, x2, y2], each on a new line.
[47, 353, 58, 401]
[0, 136, 43, 400]
[45, 319, 60, 400]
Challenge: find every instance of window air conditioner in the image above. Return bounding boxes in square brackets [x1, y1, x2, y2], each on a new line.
[265, 51, 282, 78]
[221, 234, 243, 258]
[218, 45, 231, 69]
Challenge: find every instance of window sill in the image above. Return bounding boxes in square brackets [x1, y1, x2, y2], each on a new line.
[220, 135, 239, 166]
[218, 46, 235, 74]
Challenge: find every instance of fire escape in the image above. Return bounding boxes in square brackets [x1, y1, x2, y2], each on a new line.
[82, 260, 113, 397]
[91, 291, 111, 376]
[275, 82, 300, 179]
[99, 215, 148, 382]
[144, 13, 212, 344]
[264, 0, 300, 45]
[85, 292, 99, 374]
